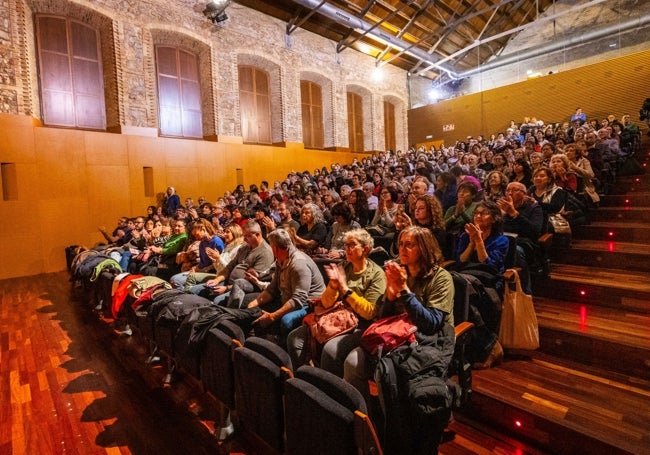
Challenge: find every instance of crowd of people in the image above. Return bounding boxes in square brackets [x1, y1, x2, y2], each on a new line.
[93, 109, 643, 401]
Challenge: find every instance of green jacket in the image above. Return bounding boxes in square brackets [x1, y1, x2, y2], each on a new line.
[161, 233, 188, 256]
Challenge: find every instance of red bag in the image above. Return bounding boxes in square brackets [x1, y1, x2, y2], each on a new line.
[361, 313, 417, 356]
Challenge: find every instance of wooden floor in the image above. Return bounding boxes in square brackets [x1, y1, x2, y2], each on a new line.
[0, 272, 230, 455]
[1, 271, 543, 455]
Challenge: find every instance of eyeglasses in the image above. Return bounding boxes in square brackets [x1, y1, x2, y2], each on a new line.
[398, 241, 418, 250]
[473, 210, 491, 217]
[344, 242, 361, 250]
[505, 188, 524, 193]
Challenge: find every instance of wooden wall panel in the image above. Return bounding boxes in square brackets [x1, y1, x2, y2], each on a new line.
[0, 233, 43, 279]
[84, 132, 128, 166]
[38, 197, 91, 271]
[86, 166, 132, 222]
[0, 117, 372, 279]
[408, 49, 650, 147]
[0, 115, 38, 162]
[33, 127, 88, 199]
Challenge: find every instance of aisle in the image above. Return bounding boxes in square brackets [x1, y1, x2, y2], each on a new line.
[0, 272, 229, 455]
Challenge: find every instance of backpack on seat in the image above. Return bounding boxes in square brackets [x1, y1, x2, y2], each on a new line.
[372, 322, 455, 455]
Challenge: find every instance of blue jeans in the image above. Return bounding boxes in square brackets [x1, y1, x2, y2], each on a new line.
[280, 307, 308, 344]
[119, 250, 132, 271]
[213, 291, 231, 306]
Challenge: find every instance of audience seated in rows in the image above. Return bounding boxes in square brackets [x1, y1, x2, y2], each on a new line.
[91, 106, 643, 388]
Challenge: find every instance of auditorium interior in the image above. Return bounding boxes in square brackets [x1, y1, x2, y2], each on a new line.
[1, 0, 649, 454]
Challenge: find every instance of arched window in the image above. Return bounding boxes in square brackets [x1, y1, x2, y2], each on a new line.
[384, 100, 396, 152]
[239, 66, 272, 144]
[35, 15, 106, 129]
[301, 80, 324, 149]
[347, 92, 364, 153]
[156, 46, 202, 138]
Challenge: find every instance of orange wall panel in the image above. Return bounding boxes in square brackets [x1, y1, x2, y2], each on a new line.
[86, 165, 132, 226]
[34, 128, 89, 200]
[84, 132, 128, 166]
[0, 114, 37, 163]
[409, 49, 650, 146]
[0, 233, 44, 278]
[0, 120, 370, 279]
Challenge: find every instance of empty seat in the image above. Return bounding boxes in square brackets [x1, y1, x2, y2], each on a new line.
[285, 365, 382, 455]
[233, 337, 293, 454]
[200, 319, 245, 440]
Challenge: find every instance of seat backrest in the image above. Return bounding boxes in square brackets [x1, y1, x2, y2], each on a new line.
[199, 320, 245, 409]
[504, 232, 519, 270]
[449, 271, 471, 324]
[243, 336, 293, 371]
[295, 366, 367, 414]
[233, 337, 293, 453]
[218, 319, 246, 345]
[284, 366, 381, 455]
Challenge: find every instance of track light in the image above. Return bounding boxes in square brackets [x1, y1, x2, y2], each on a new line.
[203, 0, 231, 25]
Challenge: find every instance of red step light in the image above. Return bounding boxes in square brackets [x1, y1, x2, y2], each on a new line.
[514, 420, 523, 428]
[579, 290, 586, 296]
[608, 231, 614, 237]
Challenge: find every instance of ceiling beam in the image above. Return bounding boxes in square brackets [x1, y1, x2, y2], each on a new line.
[337, 0, 416, 54]
[414, 0, 606, 76]
[286, 0, 327, 35]
[375, 0, 432, 63]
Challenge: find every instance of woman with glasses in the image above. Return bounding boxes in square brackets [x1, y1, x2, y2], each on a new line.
[482, 170, 510, 203]
[367, 186, 399, 251]
[454, 200, 509, 370]
[344, 226, 454, 404]
[290, 203, 328, 255]
[456, 200, 509, 276]
[287, 229, 386, 373]
[509, 158, 533, 189]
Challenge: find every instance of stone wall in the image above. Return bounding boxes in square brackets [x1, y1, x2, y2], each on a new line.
[0, 0, 409, 150]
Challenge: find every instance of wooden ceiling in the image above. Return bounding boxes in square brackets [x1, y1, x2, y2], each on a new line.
[234, 0, 559, 80]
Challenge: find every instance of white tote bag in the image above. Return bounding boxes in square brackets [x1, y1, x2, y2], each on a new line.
[498, 269, 539, 350]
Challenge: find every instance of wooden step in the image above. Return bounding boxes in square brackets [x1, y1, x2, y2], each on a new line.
[580, 221, 650, 243]
[533, 264, 650, 312]
[590, 206, 650, 223]
[549, 240, 650, 272]
[463, 357, 650, 455]
[533, 297, 650, 379]
[440, 418, 548, 455]
[611, 175, 650, 194]
[600, 191, 650, 207]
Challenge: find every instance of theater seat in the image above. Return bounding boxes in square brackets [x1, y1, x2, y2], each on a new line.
[199, 320, 245, 439]
[233, 337, 293, 454]
[284, 365, 382, 455]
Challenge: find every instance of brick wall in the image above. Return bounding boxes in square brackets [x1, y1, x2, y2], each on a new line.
[0, 0, 409, 150]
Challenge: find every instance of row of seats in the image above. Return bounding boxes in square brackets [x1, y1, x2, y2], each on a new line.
[69, 250, 475, 454]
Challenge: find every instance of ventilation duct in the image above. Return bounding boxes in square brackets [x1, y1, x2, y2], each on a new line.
[289, 0, 650, 81]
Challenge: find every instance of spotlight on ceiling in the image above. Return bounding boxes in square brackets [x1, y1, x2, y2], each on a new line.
[203, 0, 232, 25]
